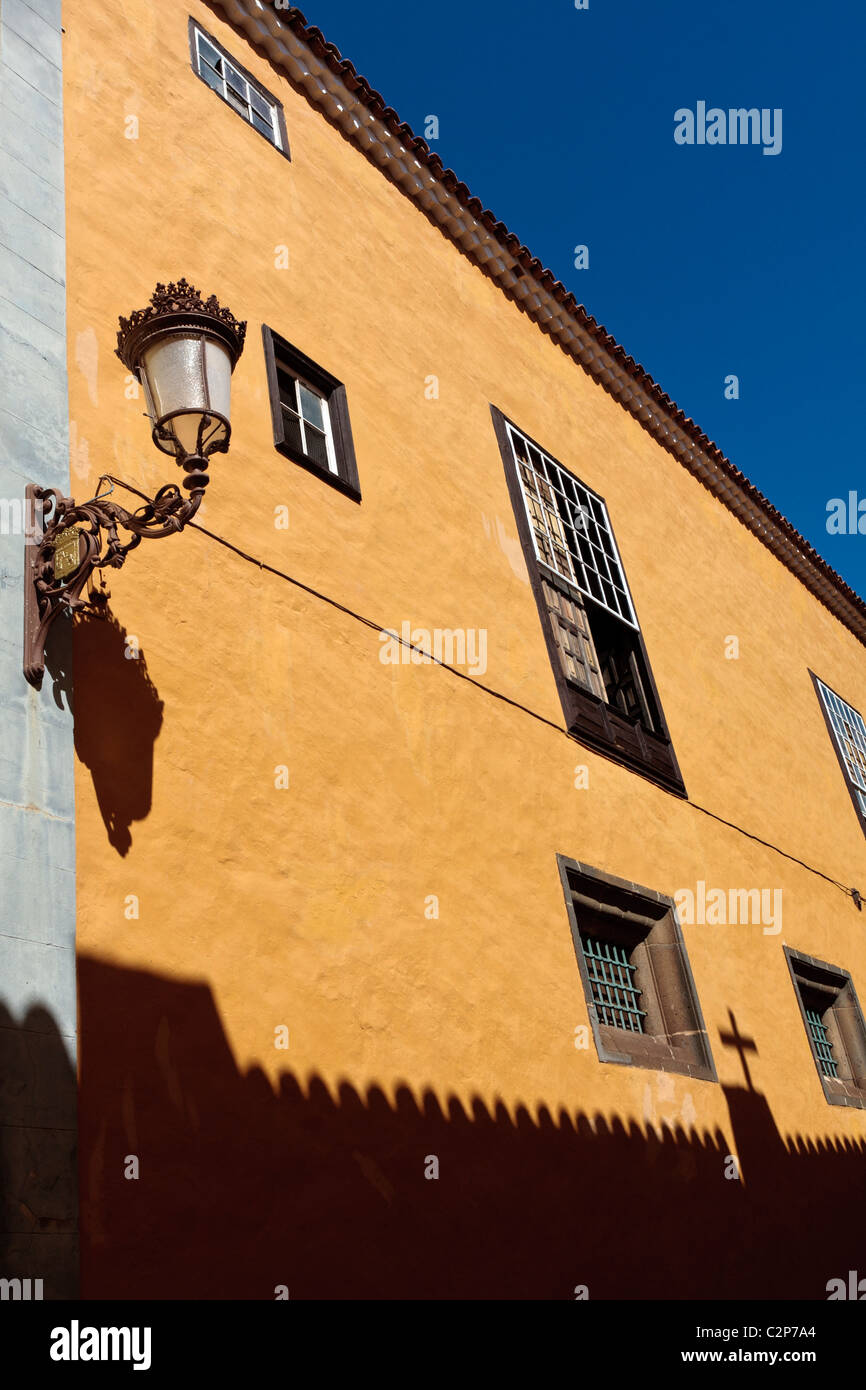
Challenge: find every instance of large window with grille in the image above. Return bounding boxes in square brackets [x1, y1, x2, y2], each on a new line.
[812, 674, 866, 834]
[262, 327, 361, 500]
[785, 947, 866, 1109]
[190, 20, 289, 155]
[492, 407, 684, 796]
[559, 857, 716, 1081]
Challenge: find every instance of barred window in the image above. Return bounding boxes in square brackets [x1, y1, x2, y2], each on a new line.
[559, 857, 716, 1081]
[804, 1006, 838, 1078]
[786, 947, 866, 1109]
[580, 934, 646, 1034]
[190, 21, 289, 156]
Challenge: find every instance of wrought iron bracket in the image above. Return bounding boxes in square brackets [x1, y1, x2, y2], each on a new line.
[23, 471, 206, 688]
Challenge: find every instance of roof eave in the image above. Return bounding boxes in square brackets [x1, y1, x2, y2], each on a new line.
[210, 0, 866, 648]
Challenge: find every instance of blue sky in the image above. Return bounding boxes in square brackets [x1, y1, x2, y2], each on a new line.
[304, 0, 866, 599]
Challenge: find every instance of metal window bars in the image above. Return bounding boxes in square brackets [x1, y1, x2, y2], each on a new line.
[805, 1006, 838, 1078]
[582, 934, 646, 1033]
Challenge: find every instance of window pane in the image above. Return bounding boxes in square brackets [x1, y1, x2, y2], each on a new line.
[511, 431, 529, 465]
[199, 60, 223, 95]
[249, 87, 272, 119]
[276, 368, 298, 411]
[303, 424, 329, 471]
[298, 384, 325, 431]
[519, 463, 538, 496]
[577, 534, 593, 567]
[596, 525, 615, 559]
[252, 112, 274, 141]
[224, 62, 247, 95]
[197, 36, 222, 71]
[224, 86, 248, 116]
[280, 406, 304, 456]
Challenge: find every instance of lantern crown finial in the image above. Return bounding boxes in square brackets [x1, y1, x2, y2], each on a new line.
[114, 278, 246, 465]
[115, 279, 247, 368]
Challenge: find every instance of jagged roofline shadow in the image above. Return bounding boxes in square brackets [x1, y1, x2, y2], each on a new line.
[282, 1072, 866, 1158]
[73, 955, 866, 1158]
[286, 1072, 732, 1151]
[73, 956, 866, 1299]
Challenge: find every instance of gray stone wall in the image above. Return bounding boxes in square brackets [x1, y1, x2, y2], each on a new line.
[0, 0, 77, 1299]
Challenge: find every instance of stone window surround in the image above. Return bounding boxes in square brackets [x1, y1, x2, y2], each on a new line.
[558, 855, 717, 1082]
[784, 946, 866, 1110]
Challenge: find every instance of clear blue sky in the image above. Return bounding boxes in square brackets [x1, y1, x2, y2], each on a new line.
[303, 0, 866, 599]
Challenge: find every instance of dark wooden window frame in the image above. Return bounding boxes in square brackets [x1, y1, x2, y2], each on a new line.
[262, 325, 361, 501]
[558, 855, 717, 1082]
[784, 945, 866, 1110]
[188, 17, 291, 160]
[809, 669, 866, 839]
[492, 405, 686, 797]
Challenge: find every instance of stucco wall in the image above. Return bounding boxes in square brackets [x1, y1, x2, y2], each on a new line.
[0, 0, 77, 1298]
[61, 0, 866, 1296]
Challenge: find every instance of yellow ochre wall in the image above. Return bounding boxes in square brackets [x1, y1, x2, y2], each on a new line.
[61, 0, 866, 1264]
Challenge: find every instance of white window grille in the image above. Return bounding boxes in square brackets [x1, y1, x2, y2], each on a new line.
[506, 422, 638, 629]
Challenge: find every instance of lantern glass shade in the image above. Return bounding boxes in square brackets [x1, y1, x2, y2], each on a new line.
[140, 333, 233, 458]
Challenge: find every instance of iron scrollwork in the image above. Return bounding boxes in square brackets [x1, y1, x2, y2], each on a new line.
[23, 474, 205, 688]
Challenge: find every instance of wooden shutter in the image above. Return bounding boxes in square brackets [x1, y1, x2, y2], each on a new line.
[541, 578, 605, 699]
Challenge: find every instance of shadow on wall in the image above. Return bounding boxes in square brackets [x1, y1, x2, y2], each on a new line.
[54, 608, 165, 857]
[0, 1002, 78, 1298]
[77, 955, 866, 1300]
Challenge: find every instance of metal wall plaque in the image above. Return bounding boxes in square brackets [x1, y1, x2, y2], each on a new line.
[52, 526, 82, 580]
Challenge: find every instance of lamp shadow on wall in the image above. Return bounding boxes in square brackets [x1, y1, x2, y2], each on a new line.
[46, 608, 164, 857]
[76, 953, 866, 1300]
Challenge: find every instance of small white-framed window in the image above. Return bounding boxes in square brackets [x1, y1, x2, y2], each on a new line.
[191, 23, 286, 153]
[278, 373, 338, 476]
[262, 326, 362, 501]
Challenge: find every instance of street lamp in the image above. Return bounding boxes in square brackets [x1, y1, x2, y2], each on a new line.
[116, 278, 244, 475]
[23, 279, 246, 687]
